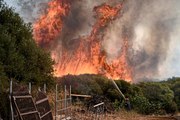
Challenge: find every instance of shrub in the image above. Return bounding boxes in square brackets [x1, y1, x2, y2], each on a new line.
[131, 95, 151, 114]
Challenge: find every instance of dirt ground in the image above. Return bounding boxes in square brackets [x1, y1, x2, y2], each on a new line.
[105, 115, 177, 120]
[99, 111, 177, 120]
[72, 110, 179, 120]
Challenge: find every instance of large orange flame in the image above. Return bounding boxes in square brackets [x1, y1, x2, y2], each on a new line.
[33, 0, 70, 46]
[33, 1, 133, 82]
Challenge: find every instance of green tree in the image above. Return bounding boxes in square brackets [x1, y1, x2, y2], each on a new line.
[131, 95, 151, 114]
[0, 0, 54, 85]
[0, 1, 55, 118]
[170, 78, 180, 111]
[139, 82, 177, 114]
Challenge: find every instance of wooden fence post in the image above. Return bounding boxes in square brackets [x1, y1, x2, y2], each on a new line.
[9, 79, 14, 120]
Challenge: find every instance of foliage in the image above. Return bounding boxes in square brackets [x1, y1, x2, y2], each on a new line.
[138, 82, 177, 114]
[165, 77, 180, 111]
[131, 95, 151, 114]
[0, 0, 54, 86]
[58, 75, 179, 115]
[113, 99, 121, 111]
[0, 1, 55, 118]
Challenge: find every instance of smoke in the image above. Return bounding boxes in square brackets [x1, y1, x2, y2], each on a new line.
[5, 0, 180, 81]
[59, 0, 98, 50]
[60, 0, 123, 50]
[5, 0, 50, 23]
[103, 0, 180, 81]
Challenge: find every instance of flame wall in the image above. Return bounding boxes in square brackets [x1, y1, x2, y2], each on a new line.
[6, 0, 180, 82]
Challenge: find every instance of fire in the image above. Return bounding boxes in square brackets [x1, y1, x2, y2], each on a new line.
[94, 4, 122, 28]
[101, 38, 132, 82]
[33, 0, 70, 46]
[33, 1, 133, 82]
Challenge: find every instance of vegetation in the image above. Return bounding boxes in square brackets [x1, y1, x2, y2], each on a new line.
[0, 1, 54, 119]
[0, 0, 54, 85]
[58, 74, 180, 115]
[0, 0, 180, 119]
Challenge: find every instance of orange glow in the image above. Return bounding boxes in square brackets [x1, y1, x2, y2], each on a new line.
[101, 38, 132, 82]
[94, 4, 122, 27]
[33, 1, 133, 82]
[33, 0, 70, 45]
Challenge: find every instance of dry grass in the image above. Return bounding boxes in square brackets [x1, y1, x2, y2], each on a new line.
[72, 109, 177, 120]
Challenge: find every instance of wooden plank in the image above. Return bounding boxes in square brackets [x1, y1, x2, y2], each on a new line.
[71, 94, 91, 98]
[36, 98, 48, 105]
[40, 111, 51, 119]
[93, 102, 104, 108]
[20, 111, 38, 116]
[13, 95, 32, 99]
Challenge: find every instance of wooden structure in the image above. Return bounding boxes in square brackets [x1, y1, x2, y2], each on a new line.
[35, 92, 53, 120]
[71, 94, 92, 98]
[55, 85, 72, 120]
[9, 80, 53, 120]
[13, 95, 41, 120]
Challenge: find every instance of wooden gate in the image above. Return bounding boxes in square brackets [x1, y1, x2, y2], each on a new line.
[35, 92, 53, 120]
[10, 80, 53, 120]
[13, 95, 41, 120]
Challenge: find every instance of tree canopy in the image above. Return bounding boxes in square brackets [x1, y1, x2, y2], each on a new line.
[0, 0, 54, 86]
[0, 1, 55, 118]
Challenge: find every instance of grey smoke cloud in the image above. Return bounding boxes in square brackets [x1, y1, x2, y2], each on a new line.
[103, 0, 180, 80]
[6, 0, 180, 81]
[5, 0, 50, 23]
[60, 0, 124, 50]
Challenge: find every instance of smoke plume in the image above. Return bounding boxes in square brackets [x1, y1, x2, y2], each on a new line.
[6, 0, 180, 82]
[103, 0, 180, 81]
